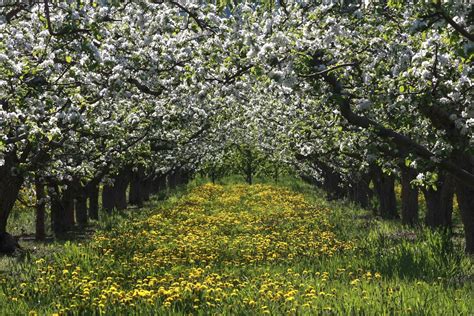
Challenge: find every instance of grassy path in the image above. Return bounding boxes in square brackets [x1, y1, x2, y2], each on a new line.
[0, 183, 473, 315]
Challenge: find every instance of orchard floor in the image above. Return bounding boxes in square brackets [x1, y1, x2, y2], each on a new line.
[0, 180, 473, 315]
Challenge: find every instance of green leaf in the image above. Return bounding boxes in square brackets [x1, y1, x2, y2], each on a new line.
[399, 85, 405, 93]
[65, 55, 73, 63]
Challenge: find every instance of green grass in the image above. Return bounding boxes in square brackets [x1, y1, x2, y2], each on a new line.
[0, 178, 473, 315]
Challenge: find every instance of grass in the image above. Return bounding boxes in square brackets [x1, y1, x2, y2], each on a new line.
[0, 178, 473, 315]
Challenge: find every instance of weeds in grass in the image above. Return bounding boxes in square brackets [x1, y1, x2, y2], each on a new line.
[0, 181, 472, 315]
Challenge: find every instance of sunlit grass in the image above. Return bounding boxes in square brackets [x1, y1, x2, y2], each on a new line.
[0, 181, 472, 315]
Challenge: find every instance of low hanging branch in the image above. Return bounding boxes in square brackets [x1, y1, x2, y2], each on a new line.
[168, 0, 217, 34]
[43, 0, 90, 36]
[434, 3, 474, 42]
[299, 63, 358, 79]
[322, 70, 474, 188]
[127, 78, 164, 97]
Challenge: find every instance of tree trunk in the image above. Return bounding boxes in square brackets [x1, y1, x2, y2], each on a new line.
[153, 173, 167, 200]
[274, 165, 279, 183]
[245, 161, 253, 185]
[210, 168, 217, 184]
[113, 168, 129, 211]
[129, 170, 140, 205]
[0, 155, 24, 236]
[62, 184, 76, 229]
[372, 165, 398, 219]
[49, 184, 75, 237]
[152, 173, 166, 194]
[129, 166, 144, 207]
[454, 154, 474, 254]
[322, 168, 343, 201]
[143, 176, 152, 202]
[87, 182, 99, 220]
[400, 166, 419, 226]
[49, 186, 62, 235]
[74, 182, 88, 227]
[456, 181, 474, 254]
[35, 176, 46, 241]
[243, 149, 253, 185]
[301, 174, 322, 187]
[102, 184, 115, 213]
[349, 172, 370, 208]
[423, 173, 454, 229]
[168, 171, 178, 190]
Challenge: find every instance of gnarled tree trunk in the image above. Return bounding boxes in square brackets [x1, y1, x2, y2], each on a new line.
[453, 154, 474, 254]
[152, 173, 167, 199]
[73, 180, 88, 227]
[49, 184, 75, 237]
[143, 176, 152, 202]
[102, 183, 115, 213]
[152, 173, 166, 194]
[349, 172, 370, 208]
[87, 181, 99, 220]
[423, 173, 454, 229]
[168, 171, 178, 191]
[400, 166, 419, 226]
[318, 162, 344, 201]
[456, 181, 474, 254]
[372, 165, 398, 219]
[129, 166, 144, 207]
[0, 154, 24, 237]
[35, 176, 46, 241]
[113, 168, 129, 211]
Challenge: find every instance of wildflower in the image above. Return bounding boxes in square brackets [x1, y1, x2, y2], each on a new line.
[350, 279, 360, 285]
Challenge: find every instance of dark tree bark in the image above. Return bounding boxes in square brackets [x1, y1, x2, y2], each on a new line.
[316, 162, 345, 201]
[87, 181, 99, 220]
[182, 170, 192, 185]
[300, 174, 321, 187]
[75, 195, 88, 227]
[400, 166, 419, 226]
[62, 184, 76, 229]
[423, 173, 454, 229]
[0, 232, 21, 255]
[152, 173, 166, 194]
[241, 148, 254, 185]
[49, 186, 62, 235]
[0, 153, 24, 236]
[113, 168, 130, 211]
[35, 176, 46, 241]
[245, 163, 253, 185]
[129, 166, 144, 207]
[210, 167, 217, 184]
[74, 181, 88, 227]
[102, 184, 115, 213]
[142, 176, 152, 202]
[152, 173, 167, 199]
[454, 154, 474, 254]
[323, 170, 343, 200]
[168, 171, 178, 190]
[49, 184, 75, 237]
[456, 180, 474, 254]
[348, 172, 371, 208]
[372, 165, 398, 219]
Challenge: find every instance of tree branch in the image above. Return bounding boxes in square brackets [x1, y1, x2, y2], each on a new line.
[323, 72, 474, 187]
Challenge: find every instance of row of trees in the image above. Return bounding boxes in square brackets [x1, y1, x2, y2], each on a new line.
[1, 1, 473, 253]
